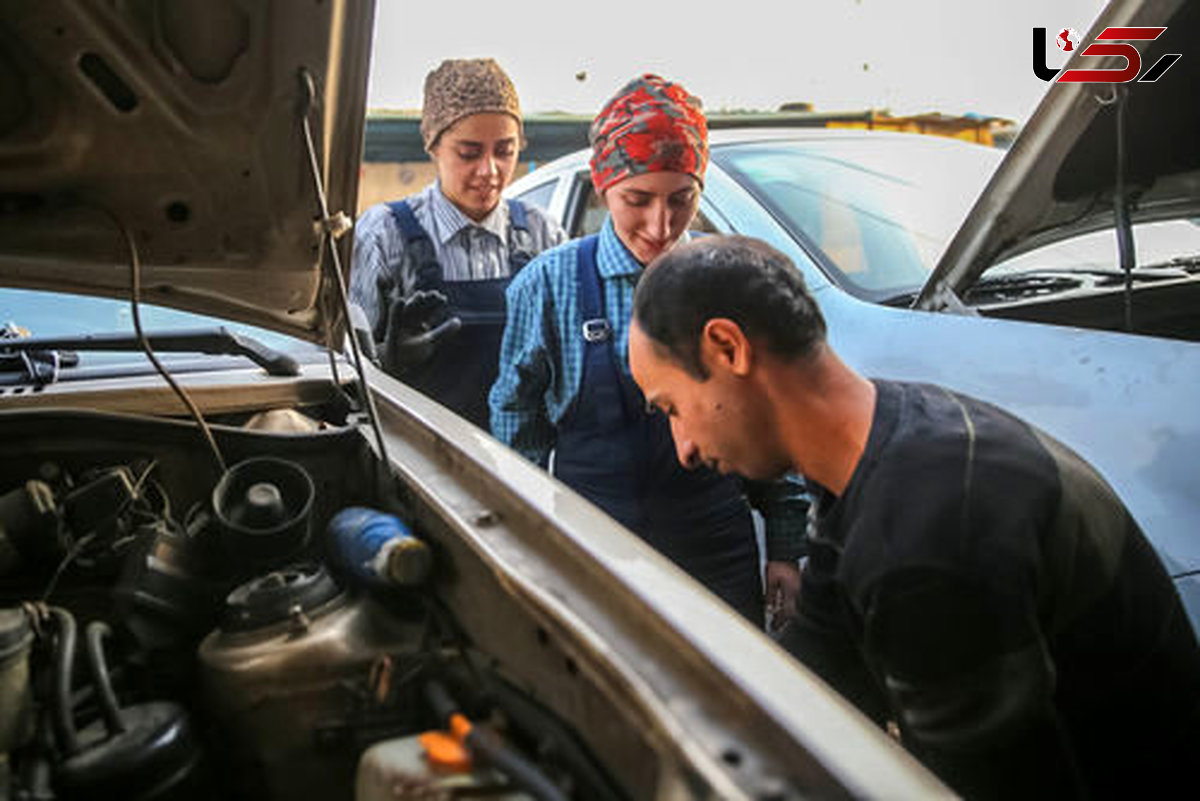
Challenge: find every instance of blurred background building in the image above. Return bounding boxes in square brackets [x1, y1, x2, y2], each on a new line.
[357, 106, 1016, 213]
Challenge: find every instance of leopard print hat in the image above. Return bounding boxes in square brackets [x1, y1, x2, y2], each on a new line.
[420, 58, 523, 151]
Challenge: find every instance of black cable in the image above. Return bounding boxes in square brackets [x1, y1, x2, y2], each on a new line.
[39, 532, 95, 604]
[423, 678, 568, 801]
[423, 678, 457, 725]
[465, 724, 569, 801]
[84, 621, 126, 735]
[48, 606, 81, 756]
[96, 207, 228, 474]
[24, 707, 58, 800]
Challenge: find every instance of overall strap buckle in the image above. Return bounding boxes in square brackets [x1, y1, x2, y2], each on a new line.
[582, 318, 611, 343]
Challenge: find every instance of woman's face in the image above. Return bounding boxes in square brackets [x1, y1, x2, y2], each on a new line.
[602, 171, 700, 265]
[429, 113, 521, 221]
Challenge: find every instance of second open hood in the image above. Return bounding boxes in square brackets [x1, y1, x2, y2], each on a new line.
[917, 0, 1198, 310]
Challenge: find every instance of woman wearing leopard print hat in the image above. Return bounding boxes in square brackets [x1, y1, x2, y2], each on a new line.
[351, 58, 564, 429]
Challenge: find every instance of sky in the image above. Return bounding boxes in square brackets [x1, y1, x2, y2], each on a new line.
[366, 0, 1109, 123]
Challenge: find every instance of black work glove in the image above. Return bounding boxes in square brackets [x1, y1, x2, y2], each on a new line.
[381, 290, 462, 373]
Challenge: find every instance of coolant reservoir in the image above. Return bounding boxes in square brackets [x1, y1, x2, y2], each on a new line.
[357, 735, 532, 801]
[0, 607, 33, 752]
[198, 564, 424, 800]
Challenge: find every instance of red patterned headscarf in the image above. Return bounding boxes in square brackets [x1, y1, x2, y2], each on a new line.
[589, 74, 708, 194]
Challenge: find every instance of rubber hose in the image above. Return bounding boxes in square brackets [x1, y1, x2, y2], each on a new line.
[466, 725, 569, 801]
[423, 679, 566, 801]
[84, 621, 126, 735]
[48, 607, 81, 756]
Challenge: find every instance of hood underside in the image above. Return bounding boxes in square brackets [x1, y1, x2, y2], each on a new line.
[918, 0, 1199, 309]
[0, 0, 375, 344]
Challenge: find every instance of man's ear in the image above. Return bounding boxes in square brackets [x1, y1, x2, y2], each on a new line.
[700, 318, 752, 377]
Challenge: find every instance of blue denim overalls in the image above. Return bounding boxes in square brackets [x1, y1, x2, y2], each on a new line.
[386, 199, 534, 429]
[553, 235, 764, 624]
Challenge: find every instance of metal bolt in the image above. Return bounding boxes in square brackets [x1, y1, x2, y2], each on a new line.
[287, 603, 310, 635]
[471, 509, 498, 528]
[755, 778, 789, 801]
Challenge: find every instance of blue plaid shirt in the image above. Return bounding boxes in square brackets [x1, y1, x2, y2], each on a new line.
[489, 216, 808, 561]
[350, 182, 565, 335]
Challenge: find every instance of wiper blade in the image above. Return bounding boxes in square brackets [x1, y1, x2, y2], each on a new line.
[0, 322, 79, 385]
[1137, 255, 1200, 274]
[964, 272, 1084, 303]
[0, 327, 300, 377]
[880, 289, 919, 307]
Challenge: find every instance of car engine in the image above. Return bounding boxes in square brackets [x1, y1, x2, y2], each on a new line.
[0, 406, 619, 801]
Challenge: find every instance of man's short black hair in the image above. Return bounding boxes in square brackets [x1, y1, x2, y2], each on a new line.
[633, 235, 826, 379]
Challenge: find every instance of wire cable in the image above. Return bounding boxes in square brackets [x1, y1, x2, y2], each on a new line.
[39, 533, 96, 603]
[296, 68, 390, 474]
[108, 213, 228, 474]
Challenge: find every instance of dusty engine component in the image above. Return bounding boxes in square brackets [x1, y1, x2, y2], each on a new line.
[198, 564, 427, 800]
[211, 457, 314, 568]
[242, 409, 324, 433]
[54, 620, 208, 800]
[11, 607, 211, 801]
[113, 519, 221, 652]
[356, 734, 532, 801]
[61, 467, 136, 545]
[0, 607, 34, 764]
[0, 481, 63, 576]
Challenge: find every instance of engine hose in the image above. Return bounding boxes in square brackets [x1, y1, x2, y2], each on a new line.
[48, 607, 81, 756]
[422, 678, 457, 725]
[464, 725, 568, 801]
[423, 679, 567, 801]
[84, 621, 126, 735]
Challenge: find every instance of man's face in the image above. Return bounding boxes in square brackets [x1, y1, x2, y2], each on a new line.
[602, 171, 700, 265]
[430, 113, 520, 221]
[629, 320, 787, 481]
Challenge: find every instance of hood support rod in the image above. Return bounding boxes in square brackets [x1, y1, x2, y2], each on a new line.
[1110, 84, 1137, 333]
[297, 68, 391, 473]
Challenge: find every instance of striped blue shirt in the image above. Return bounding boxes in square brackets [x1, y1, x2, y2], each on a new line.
[350, 181, 565, 334]
[489, 216, 640, 465]
[489, 216, 808, 561]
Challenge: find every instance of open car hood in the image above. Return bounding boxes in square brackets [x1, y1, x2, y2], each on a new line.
[0, 0, 375, 345]
[917, 0, 1199, 309]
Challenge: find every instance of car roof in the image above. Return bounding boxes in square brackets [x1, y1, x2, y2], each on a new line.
[518, 126, 992, 179]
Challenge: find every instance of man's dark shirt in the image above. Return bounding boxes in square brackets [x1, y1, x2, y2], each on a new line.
[785, 380, 1199, 799]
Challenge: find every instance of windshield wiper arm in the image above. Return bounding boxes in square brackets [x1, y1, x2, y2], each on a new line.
[0, 327, 300, 377]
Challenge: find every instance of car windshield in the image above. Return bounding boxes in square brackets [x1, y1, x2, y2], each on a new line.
[1, 287, 319, 371]
[713, 136, 1003, 300]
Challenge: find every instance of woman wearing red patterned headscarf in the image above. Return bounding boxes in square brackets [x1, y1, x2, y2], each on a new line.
[489, 75, 807, 628]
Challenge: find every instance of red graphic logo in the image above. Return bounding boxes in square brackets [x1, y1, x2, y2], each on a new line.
[1032, 26, 1182, 83]
[1056, 28, 1081, 52]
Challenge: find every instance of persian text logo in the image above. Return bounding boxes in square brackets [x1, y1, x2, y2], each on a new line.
[1032, 26, 1182, 83]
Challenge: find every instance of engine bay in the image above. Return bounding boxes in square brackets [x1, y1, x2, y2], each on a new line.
[0, 407, 625, 801]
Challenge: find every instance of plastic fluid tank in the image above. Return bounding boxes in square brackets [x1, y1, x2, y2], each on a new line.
[198, 564, 426, 800]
